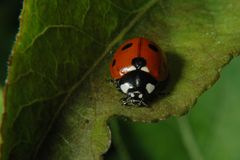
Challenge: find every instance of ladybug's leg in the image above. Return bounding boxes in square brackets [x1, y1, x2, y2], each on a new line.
[121, 96, 133, 106]
[120, 97, 129, 105]
[140, 100, 148, 106]
[120, 96, 148, 107]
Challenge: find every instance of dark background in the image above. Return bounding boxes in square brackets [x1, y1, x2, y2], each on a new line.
[0, 0, 22, 85]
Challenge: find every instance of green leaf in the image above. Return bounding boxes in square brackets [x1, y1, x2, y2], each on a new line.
[0, 87, 3, 121]
[107, 58, 240, 160]
[1, 0, 240, 159]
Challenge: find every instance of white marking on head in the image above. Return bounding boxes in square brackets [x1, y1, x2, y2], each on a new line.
[141, 66, 149, 73]
[146, 83, 155, 93]
[120, 66, 136, 75]
[120, 83, 133, 93]
[138, 94, 143, 99]
[127, 66, 137, 72]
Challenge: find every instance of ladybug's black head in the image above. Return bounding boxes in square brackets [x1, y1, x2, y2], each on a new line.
[131, 57, 146, 69]
[118, 70, 157, 106]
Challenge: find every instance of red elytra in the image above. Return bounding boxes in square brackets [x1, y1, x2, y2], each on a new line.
[110, 37, 168, 82]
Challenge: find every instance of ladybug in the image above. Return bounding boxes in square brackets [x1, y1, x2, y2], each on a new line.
[110, 37, 168, 106]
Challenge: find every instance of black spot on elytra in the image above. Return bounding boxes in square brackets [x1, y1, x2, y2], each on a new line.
[121, 43, 133, 51]
[148, 43, 159, 52]
[112, 59, 116, 66]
